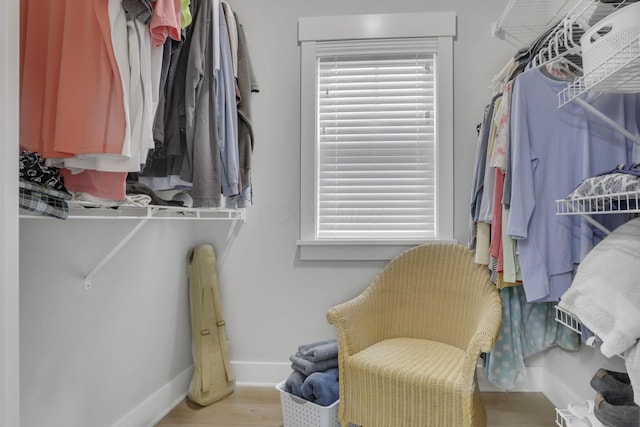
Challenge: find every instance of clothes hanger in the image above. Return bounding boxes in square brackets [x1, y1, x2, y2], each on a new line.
[544, 58, 579, 81]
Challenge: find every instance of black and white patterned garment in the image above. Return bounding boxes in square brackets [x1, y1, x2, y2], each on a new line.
[19, 187, 71, 219]
[19, 151, 67, 191]
[566, 164, 640, 212]
[19, 151, 71, 219]
[567, 173, 640, 198]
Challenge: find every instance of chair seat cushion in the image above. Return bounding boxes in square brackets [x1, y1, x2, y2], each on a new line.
[349, 337, 465, 384]
[342, 337, 470, 426]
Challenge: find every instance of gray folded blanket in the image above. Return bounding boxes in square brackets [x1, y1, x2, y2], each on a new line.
[284, 370, 306, 398]
[301, 368, 339, 407]
[298, 339, 339, 362]
[290, 353, 338, 376]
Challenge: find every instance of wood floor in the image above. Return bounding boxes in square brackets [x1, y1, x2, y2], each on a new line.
[155, 387, 557, 427]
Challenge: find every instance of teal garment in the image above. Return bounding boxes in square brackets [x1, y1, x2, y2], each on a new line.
[484, 286, 580, 390]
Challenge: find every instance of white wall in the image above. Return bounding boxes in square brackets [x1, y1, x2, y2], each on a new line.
[220, 0, 514, 376]
[15, 0, 608, 426]
[1, 0, 20, 426]
[543, 344, 627, 409]
[20, 220, 199, 427]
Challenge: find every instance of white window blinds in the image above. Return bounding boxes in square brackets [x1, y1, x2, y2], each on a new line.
[316, 39, 438, 240]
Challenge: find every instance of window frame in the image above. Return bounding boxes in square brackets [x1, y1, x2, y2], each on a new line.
[297, 12, 456, 261]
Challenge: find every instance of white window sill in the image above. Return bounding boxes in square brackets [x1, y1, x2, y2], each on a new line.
[297, 239, 457, 261]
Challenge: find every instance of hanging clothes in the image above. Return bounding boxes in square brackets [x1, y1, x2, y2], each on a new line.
[20, 0, 257, 205]
[139, 0, 258, 208]
[149, 0, 182, 47]
[469, 98, 497, 251]
[20, 0, 127, 159]
[215, 1, 240, 200]
[507, 66, 639, 302]
[56, 0, 158, 173]
[227, 16, 260, 208]
[484, 286, 579, 391]
[472, 31, 640, 389]
[20, 0, 131, 200]
[180, 0, 222, 207]
[141, 33, 190, 183]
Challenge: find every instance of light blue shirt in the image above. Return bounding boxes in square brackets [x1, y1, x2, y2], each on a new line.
[507, 67, 638, 302]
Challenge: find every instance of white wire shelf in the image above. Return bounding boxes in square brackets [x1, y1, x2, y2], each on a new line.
[531, 0, 638, 67]
[492, 0, 574, 48]
[556, 407, 604, 427]
[554, 305, 583, 335]
[494, 0, 638, 68]
[559, 35, 640, 107]
[556, 191, 640, 216]
[20, 200, 246, 290]
[19, 200, 246, 221]
[556, 408, 571, 427]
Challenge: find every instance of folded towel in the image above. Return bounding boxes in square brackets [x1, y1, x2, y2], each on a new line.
[298, 339, 335, 354]
[298, 339, 338, 362]
[301, 368, 339, 407]
[290, 353, 338, 376]
[284, 370, 306, 398]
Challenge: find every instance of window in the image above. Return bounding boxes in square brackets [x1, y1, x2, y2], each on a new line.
[298, 12, 456, 260]
[317, 39, 437, 240]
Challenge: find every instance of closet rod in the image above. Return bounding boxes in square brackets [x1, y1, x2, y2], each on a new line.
[83, 216, 152, 290]
[574, 96, 640, 147]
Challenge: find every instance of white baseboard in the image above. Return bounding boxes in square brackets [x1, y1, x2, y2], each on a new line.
[110, 367, 193, 427]
[235, 361, 547, 391]
[108, 361, 543, 427]
[235, 362, 546, 392]
[109, 361, 289, 427]
[233, 361, 292, 387]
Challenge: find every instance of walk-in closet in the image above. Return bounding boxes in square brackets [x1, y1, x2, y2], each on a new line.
[481, 0, 640, 425]
[2, 0, 640, 426]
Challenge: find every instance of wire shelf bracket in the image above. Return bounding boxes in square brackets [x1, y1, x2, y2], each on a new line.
[83, 216, 152, 290]
[20, 202, 247, 290]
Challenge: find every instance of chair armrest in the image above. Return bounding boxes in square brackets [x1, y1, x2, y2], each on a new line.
[462, 291, 503, 383]
[327, 288, 389, 357]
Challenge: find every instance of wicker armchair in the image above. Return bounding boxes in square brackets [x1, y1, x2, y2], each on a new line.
[327, 243, 502, 427]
